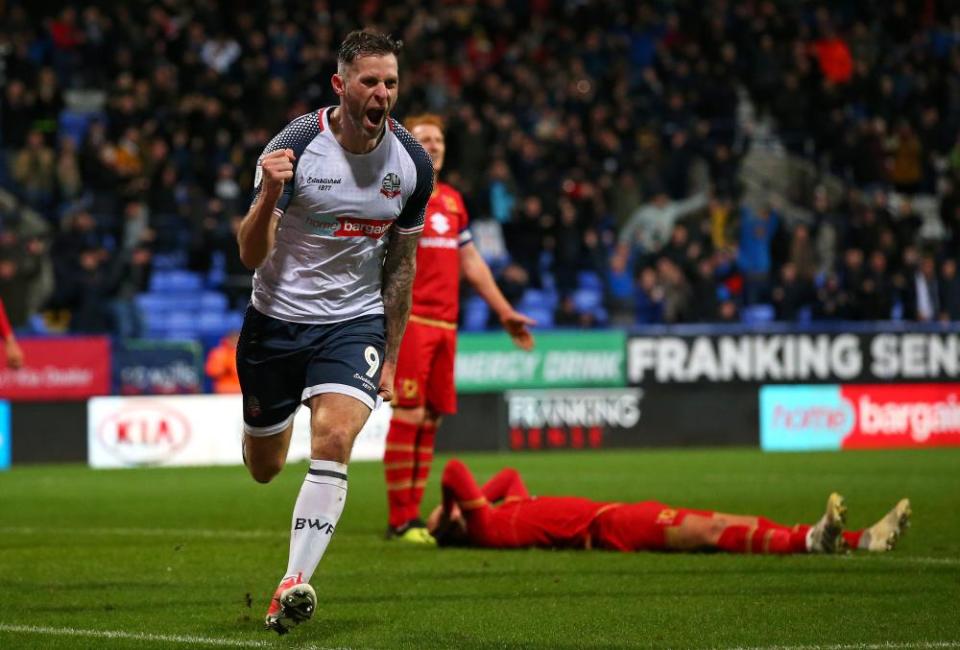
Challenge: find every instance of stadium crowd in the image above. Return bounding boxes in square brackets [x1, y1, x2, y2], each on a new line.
[2, 0, 959, 337]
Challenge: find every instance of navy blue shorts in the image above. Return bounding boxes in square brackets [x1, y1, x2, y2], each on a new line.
[236, 306, 386, 435]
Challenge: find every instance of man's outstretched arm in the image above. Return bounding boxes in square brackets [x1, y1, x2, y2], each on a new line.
[460, 242, 535, 350]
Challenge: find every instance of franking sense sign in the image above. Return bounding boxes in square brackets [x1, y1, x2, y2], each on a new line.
[628, 332, 960, 385]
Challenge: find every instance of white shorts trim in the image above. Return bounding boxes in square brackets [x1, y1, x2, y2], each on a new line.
[302, 383, 377, 410]
[243, 408, 298, 437]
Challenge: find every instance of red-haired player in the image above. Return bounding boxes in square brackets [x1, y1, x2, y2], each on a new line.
[0, 297, 24, 369]
[427, 459, 911, 555]
[383, 115, 535, 542]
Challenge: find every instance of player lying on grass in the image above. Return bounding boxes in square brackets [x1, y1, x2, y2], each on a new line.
[426, 459, 911, 554]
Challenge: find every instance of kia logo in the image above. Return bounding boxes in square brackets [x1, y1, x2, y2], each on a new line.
[98, 403, 191, 465]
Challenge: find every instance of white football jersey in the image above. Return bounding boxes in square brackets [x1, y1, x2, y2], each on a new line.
[249, 108, 432, 323]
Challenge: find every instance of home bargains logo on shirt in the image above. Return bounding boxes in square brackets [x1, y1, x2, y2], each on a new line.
[301, 215, 393, 239]
[334, 216, 392, 239]
[760, 383, 960, 451]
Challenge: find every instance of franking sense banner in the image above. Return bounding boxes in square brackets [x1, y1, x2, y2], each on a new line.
[0, 337, 111, 400]
[628, 331, 960, 385]
[456, 331, 626, 392]
[760, 384, 960, 451]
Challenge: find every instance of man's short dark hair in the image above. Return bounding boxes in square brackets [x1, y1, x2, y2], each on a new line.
[337, 30, 403, 72]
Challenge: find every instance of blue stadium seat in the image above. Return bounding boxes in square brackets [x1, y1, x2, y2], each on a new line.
[137, 292, 206, 312]
[523, 305, 554, 328]
[150, 270, 204, 292]
[199, 291, 228, 312]
[198, 311, 229, 335]
[741, 303, 775, 325]
[165, 310, 200, 331]
[519, 289, 557, 312]
[462, 296, 489, 332]
[222, 310, 245, 331]
[572, 288, 603, 313]
[577, 271, 603, 292]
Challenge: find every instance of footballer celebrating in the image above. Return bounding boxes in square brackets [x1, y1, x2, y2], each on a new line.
[382, 114, 535, 542]
[235, 31, 432, 634]
[428, 459, 912, 556]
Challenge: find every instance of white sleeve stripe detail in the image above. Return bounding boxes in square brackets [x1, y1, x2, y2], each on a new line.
[394, 224, 424, 234]
[273, 208, 284, 216]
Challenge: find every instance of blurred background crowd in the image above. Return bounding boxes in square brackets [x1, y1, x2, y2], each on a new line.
[2, 0, 959, 342]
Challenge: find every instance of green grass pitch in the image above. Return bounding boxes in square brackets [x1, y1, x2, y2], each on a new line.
[1, 447, 958, 649]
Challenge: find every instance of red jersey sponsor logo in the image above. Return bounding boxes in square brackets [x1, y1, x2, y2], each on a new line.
[419, 237, 459, 249]
[98, 403, 191, 465]
[334, 217, 393, 239]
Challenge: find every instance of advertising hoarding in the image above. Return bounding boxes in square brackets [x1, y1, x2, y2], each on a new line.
[88, 394, 390, 468]
[456, 331, 626, 393]
[628, 331, 960, 386]
[0, 337, 111, 401]
[760, 384, 960, 451]
[0, 401, 9, 470]
[115, 340, 204, 394]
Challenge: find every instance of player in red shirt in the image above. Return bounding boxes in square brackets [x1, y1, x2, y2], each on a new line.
[0, 297, 24, 369]
[383, 115, 535, 542]
[427, 459, 911, 555]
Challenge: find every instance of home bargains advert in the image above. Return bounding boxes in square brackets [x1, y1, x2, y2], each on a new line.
[760, 383, 960, 451]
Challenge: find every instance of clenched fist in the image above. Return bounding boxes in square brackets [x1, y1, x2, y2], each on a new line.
[258, 149, 296, 195]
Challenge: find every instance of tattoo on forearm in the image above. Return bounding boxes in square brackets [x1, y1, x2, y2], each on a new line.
[382, 232, 419, 362]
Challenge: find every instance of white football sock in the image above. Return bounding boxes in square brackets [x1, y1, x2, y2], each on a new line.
[283, 459, 348, 583]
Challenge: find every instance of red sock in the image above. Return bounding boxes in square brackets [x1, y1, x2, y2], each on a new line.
[384, 419, 418, 528]
[753, 518, 811, 553]
[716, 525, 807, 554]
[408, 421, 437, 522]
[789, 525, 811, 553]
[843, 530, 863, 549]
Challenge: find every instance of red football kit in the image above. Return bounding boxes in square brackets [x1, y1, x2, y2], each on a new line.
[385, 183, 472, 529]
[440, 459, 675, 550]
[440, 460, 867, 553]
[393, 182, 471, 415]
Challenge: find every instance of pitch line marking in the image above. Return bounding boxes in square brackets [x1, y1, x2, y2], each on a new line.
[0, 525, 285, 540]
[0, 624, 269, 648]
[827, 554, 960, 567]
[724, 642, 960, 650]
[0, 624, 351, 650]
